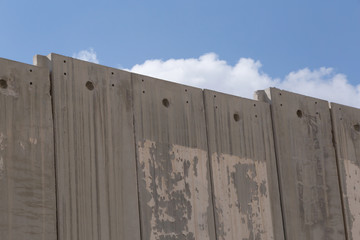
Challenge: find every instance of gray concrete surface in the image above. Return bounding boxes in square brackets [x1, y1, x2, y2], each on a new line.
[3, 54, 360, 240]
[0, 58, 56, 239]
[35, 54, 141, 240]
[256, 88, 346, 240]
[132, 73, 216, 240]
[331, 103, 360, 240]
[204, 90, 284, 240]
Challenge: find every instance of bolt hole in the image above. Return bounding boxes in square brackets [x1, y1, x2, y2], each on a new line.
[142, 79, 144, 82]
[64, 73, 67, 76]
[215, 106, 218, 109]
[162, 98, 170, 108]
[186, 101, 189, 103]
[234, 113, 240, 122]
[142, 90, 145, 94]
[315, 101, 318, 104]
[30, 82, 33, 85]
[280, 104, 283, 107]
[279, 93, 282, 96]
[112, 84, 115, 87]
[185, 89, 188, 92]
[255, 115, 258, 118]
[64, 60, 66, 63]
[86, 81, 94, 90]
[111, 72, 114, 75]
[297, 110, 303, 118]
[254, 104, 256, 107]
[316, 112, 319, 115]
[354, 124, 360, 132]
[214, 95, 216, 98]
[29, 69, 33, 72]
[0, 79, 8, 89]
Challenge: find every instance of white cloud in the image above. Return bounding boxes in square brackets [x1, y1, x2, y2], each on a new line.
[72, 48, 99, 64]
[129, 53, 360, 108]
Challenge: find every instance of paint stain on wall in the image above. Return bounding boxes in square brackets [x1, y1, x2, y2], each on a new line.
[211, 153, 274, 240]
[137, 140, 211, 240]
[343, 159, 360, 238]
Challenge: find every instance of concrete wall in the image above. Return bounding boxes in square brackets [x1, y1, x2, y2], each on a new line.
[1, 54, 360, 240]
[0, 58, 56, 239]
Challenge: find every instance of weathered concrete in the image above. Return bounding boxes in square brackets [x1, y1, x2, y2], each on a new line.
[0, 58, 56, 239]
[132, 73, 216, 240]
[331, 103, 360, 240]
[256, 88, 345, 240]
[204, 90, 284, 240]
[35, 54, 141, 240]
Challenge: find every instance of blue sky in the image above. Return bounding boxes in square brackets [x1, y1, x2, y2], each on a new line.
[1, 0, 360, 106]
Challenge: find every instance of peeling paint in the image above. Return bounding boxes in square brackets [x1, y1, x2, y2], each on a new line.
[343, 159, 360, 238]
[0, 157, 4, 179]
[211, 153, 274, 240]
[29, 137, 37, 145]
[0, 132, 6, 151]
[138, 140, 210, 240]
[19, 141, 25, 150]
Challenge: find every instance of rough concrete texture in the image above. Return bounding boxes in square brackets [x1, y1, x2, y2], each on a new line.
[204, 90, 284, 240]
[256, 88, 345, 240]
[35, 54, 141, 240]
[132, 73, 216, 240]
[0, 58, 56, 239]
[331, 103, 360, 240]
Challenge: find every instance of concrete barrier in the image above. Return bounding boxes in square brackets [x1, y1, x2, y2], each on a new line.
[256, 88, 345, 240]
[0, 58, 56, 239]
[132, 73, 216, 240]
[331, 103, 360, 240]
[204, 90, 284, 240]
[35, 54, 141, 240]
[1, 53, 360, 240]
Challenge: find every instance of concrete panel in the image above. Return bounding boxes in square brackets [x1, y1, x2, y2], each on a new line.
[256, 88, 345, 240]
[0, 58, 56, 239]
[204, 90, 284, 240]
[132, 74, 216, 240]
[330, 103, 360, 240]
[35, 54, 141, 240]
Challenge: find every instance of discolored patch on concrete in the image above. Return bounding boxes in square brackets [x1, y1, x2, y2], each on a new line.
[138, 140, 211, 240]
[211, 153, 274, 240]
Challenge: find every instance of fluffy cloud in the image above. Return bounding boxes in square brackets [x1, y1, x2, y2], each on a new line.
[73, 48, 99, 64]
[129, 53, 360, 108]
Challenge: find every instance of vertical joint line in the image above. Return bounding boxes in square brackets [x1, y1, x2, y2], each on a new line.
[130, 73, 144, 240]
[202, 90, 219, 240]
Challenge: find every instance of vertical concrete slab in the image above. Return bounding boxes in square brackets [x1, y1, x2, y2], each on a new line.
[330, 103, 360, 240]
[132, 74, 216, 240]
[0, 58, 56, 239]
[204, 90, 284, 240]
[35, 54, 141, 240]
[256, 88, 345, 240]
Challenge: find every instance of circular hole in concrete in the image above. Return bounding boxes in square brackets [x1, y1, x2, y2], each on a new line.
[29, 69, 33, 72]
[86, 81, 94, 90]
[255, 115, 258, 118]
[162, 98, 170, 108]
[354, 123, 360, 132]
[111, 84, 115, 87]
[0, 79, 8, 89]
[297, 110, 303, 118]
[64, 72, 67, 76]
[234, 113, 240, 122]
[64, 60, 66, 63]
[30, 82, 33, 85]
[111, 72, 114, 75]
